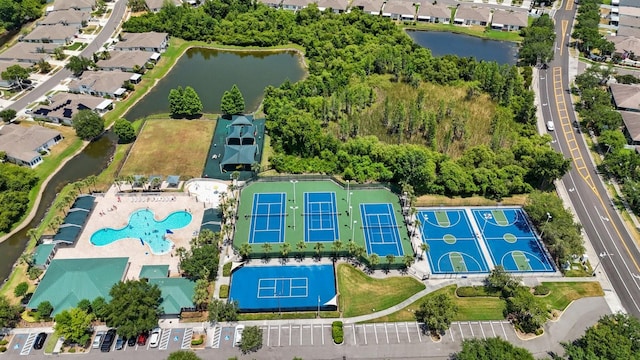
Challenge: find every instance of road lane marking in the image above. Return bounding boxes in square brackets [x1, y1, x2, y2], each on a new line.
[565, 0, 573, 11]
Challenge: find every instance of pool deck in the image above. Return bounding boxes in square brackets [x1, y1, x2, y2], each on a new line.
[54, 185, 214, 279]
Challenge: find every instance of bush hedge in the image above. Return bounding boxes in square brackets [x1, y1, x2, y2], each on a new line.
[0, 346, 7, 352]
[332, 321, 343, 344]
[533, 285, 550, 296]
[0, 339, 8, 346]
[191, 335, 204, 346]
[219, 284, 229, 299]
[455, 286, 501, 297]
[223, 262, 232, 277]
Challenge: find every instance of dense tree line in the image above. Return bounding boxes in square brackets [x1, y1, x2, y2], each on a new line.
[0, 0, 43, 33]
[123, 3, 569, 198]
[168, 86, 203, 118]
[0, 162, 38, 232]
[518, 14, 555, 65]
[572, 0, 614, 56]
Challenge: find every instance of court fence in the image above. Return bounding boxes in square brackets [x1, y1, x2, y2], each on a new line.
[237, 249, 408, 270]
[247, 174, 402, 194]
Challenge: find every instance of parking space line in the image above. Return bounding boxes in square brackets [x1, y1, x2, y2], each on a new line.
[458, 323, 464, 341]
[279, 325, 282, 347]
[351, 325, 356, 345]
[394, 323, 400, 343]
[211, 326, 221, 348]
[321, 325, 325, 345]
[416, 323, 422, 342]
[468, 322, 474, 337]
[299, 325, 302, 345]
[479, 322, 486, 339]
[384, 323, 389, 344]
[21, 333, 36, 355]
[363, 325, 367, 345]
[182, 328, 193, 349]
[490, 321, 496, 337]
[405, 322, 411, 343]
[500, 321, 508, 340]
[374, 323, 378, 344]
[267, 325, 271, 346]
[159, 329, 171, 350]
[310, 324, 313, 346]
[289, 325, 292, 346]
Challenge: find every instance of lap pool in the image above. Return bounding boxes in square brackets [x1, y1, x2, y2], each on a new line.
[90, 209, 192, 255]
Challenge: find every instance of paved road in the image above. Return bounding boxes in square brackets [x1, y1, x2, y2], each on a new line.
[7, 0, 127, 112]
[539, 0, 640, 318]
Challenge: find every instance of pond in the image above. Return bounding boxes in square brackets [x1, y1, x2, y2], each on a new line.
[124, 48, 306, 120]
[407, 30, 518, 65]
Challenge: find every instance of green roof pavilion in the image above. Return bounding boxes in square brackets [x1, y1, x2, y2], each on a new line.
[70, 195, 95, 211]
[149, 278, 196, 315]
[32, 244, 56, 268]
[27, 257, 129, 315]
[139, 265, 169, 279]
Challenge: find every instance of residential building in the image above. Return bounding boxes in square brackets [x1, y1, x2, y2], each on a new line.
[0, 61, 29, 89]
[610, 83, 640, 112]
[281, 0, 308, 11]
[607, 35, 640, 59]
[32, 92, 113, 125]
[620, 0, 640, 7]
[0, 124, 62, 167]
[0, 42, 57, 63]
[50, 0, 95, 12]
[619, 6, 640, 37]
[491, 10, 528, 31]
[38, 9, 89, 28]
[68, 70, 136, 98]
[351, 0, 384, 15]
[453, 6, 491, 26]
[257, 0, 282, 8]
[417, 2, 450, 23]
[382, 1, 416, 21]
[620, 111, 640, 145]
[21, 24, 78, 45]
[145, 0, 181, 12]
[96, 50, 157, 72]
[116, 32, 169, 53]
[32, 243, 57, 270]
[316, 0, 348, 13]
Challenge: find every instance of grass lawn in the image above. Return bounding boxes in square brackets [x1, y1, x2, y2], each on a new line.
[540, 282, 603, 310]
[119, 118, 215, 178]
[338, 264, 425, 318]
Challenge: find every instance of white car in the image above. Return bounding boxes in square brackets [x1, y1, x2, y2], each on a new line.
[234, 325, 245, 347]
[148, 328, 161, 348]
[546, 121, 555, 131]
[92, 332, 103, 349]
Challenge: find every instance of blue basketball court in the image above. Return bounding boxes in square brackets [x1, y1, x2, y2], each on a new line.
[304, 192, 340, 242]
[360, 203, 404, 256]
[229, 265, 337, 312]
[248, 193, 286, 244]
[472, 208, 555, 272]
[418, 209, 488, 274]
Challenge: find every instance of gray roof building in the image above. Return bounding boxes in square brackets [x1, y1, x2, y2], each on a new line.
[454, 6, 492, 25]
[0, 124, 62, 167]
[491, 10, 528, 29]
[608, 35, 640, 57]
[32, 92, 112, 125]
[417, 2, 451, 22]
[22, 24, 78, 44]
[351, 0, 385, 14]
[610, 83, 640, 112]
[115, 32, 169, 53]
[316, 0, 348, 12]
[619, 26, 640, 37]
[281, 0, 308, 10]
[0, 61, 28, 88]
[145, 0, 181, 12]
[620, 0, 640, 9]
[68, 70, 134, 97]
[97, 50, 155, 72]
[39, 9, 89, 27]
[621, 111, 640, 144]
[51, 0, 95, 11]
[0, 42, 57, 63]
[382, 1, 416, 20]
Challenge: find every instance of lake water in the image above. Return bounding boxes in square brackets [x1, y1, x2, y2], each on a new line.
[408, 30, 518, 65]
[124, 48, 306, 120]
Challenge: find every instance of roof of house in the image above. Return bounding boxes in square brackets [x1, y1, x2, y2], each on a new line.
[71, 195, 95, 211]
[618, 26, 640, 38]
[281, 0, 309, 7]
[454, 6, 491, 22]
[610, 83, 640, 111]
[53, 226, 82, 243]
[220, 144, 257, 166]
[417, 2, 450, 18]
[148, 277, 196, 315]
[0, 42, 57, 62]
[621, 110, 640, 142]
[68, 70, 132, 94]
[52, 0, 95, 10]
[383, 1, 416, 16]
[23, 24, 77, 41]
[97, 50, 154, 69]
[0, 124, 61, 162]
[350, 0, 385, 13]
[0, 60, 25, 75]
[139, 265, 170, 279]
[201, 208, 222, 233]
[27, 257, 128, 315]
[620, 0, 640, 6]
[257, 0, 282, 5]
[491, 10, 528, 27]
[145, 0, 181, 9]
[230, 114, 253, 125]
[32, 244, 56, 267]
[40, 9, 89, 25]
[608, 35, 640, 55]
[116, 32, 168, 50]
[315, 0, 348, 10]
[620, 6, 640, 17]
[166, 175, 180, 185]
[33, 92, 109, 121]
[62, 209, 90, 227]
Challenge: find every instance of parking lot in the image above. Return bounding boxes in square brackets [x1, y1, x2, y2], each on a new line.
[5, 333, 49, 356]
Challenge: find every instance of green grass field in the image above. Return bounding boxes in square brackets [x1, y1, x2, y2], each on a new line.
[338, 264, 425, 318]
[233, 179, 413, 262]
[540, 282, 603, 310]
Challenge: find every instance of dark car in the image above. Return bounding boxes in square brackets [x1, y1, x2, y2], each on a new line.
[33, 333, 47, 350]
[137, 331, 148, 346]
[127, 336, 136, 347]
[100, 329, 116, 352]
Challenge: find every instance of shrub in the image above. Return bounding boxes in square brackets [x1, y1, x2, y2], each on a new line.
[191, 335, 204, 346]
[0, 339, 8, 345]
[219, 285, 229, 299]
[68, 348, 76, 353]
[535, 328, 544, 336]
[0, 346, 7, 352]
[14, 282, 29, 297]
[533, 285, 550, 296]
[222, 262, 232, 277]
[455, 286, 500, 297]
[332, 321, 343, 344]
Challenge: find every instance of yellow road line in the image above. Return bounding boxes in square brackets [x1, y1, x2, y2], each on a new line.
[559, 20, 568, 57]
[565, 0, 573, 11]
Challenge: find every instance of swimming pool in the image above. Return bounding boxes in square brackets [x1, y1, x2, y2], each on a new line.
[91, 209, 192, 255]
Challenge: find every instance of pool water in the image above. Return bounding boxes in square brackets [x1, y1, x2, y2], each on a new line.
[91, 209, 192, 255]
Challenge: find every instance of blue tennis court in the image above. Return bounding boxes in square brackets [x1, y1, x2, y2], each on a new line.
[229, 265, 337, 312]
[360, 203, 403, 256]
[418, 209, 488, 274]
[472, 208, 555, 272]
[304, 192, 340, 242]
[247, 193, 286, 244]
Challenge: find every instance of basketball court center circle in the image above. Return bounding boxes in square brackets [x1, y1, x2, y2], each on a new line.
[443, 234, 456, 244]
[503, 233, 517, 243]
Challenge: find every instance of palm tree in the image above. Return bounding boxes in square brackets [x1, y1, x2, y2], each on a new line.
[313, 242, 324, 256]
[55, 200, 68, 216]
[281, 243, 291, 258]
[26, 228, 38, 243]
[192, 279, 209, 311]
[346, 240, 357, 259]
[48, 216, 63, 233]
[413, 219, 422, 238]
[73, 180, 84, 195]
[403, 254, 414, 269]
[386, 254, 395, 268]
[251, 162, 261, 174]
[369, 253, 380, 269]
[261, 243, 272, 257]
[331, 240, 343, 258]
[151, 177, 162, 190]
[239, 243, 252, 259]
[138, 176, 148, 190]
[19, 253, 33, 268]
[420, 243, 429, 260]
[231, 171, 240, 181]
[114, 176, 123, 192]
[125, 175, 135, 190]
[85, 175, 97, 193]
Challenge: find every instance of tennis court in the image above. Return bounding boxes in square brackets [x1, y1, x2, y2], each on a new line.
[418, 209, 489, 274]
[248, 193, 287, 244]
[229, 264, 337, 312]
[472, 208, 555, 272]
[304, 192, 340, 242]
[360, 203, 403, 257]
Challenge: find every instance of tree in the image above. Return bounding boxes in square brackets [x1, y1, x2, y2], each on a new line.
[91, 297, 108, 321]
[0, 296, 21, 327]
[72, 110, 104, 140]
[239, 325, 263, 354]
[402, 254, 414, 269]
[167, 350, 202, 360]
[54, 308, 94, 344]
[65, 56, 94, 76]
[261, 242, 272, 256]
[1, 64, 30, 89]
[193, 279, 210, 311]
[113, 118, 136, 143]
[313, 242, 324, 256]
[168, 86, 184, 117]
[208, 299, 238, 322]
[104, 280, 162, 338]
[368, 253, 380, 268]
[561, 313, 640, 360]
[220, 84, 245, 115]
[453, 337, 535, 360]
[414, 293, 458, 336]
[182, 86, 203, 117]
[14, 282, 28, 297]
[505, 287, 548, 334]
[281, 242, 291, 258]
[77, 299, 92, 313]
[179, 244, 220, 280]
[485, 265, 520, 297]
[36, 301, 53, 320]
[239, 243, 252, 259]
[385, 254, 395, 268]
[0, 109, 16, 122]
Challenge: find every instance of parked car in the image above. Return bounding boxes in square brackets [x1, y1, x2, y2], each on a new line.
[137, 331, 149, 346]
[100, 329, 116, 352]
[127, 336, 137, 347]
[33, 333, 47, 350]
[234, 325, 245, 347]
[92, 332, 104, 349]
[115, 336, 126, 350]
[149, 328, 161, 348]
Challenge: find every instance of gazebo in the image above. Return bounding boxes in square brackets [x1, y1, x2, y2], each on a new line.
[166, 175, 180, 188]
[219, 115, 259, 172]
